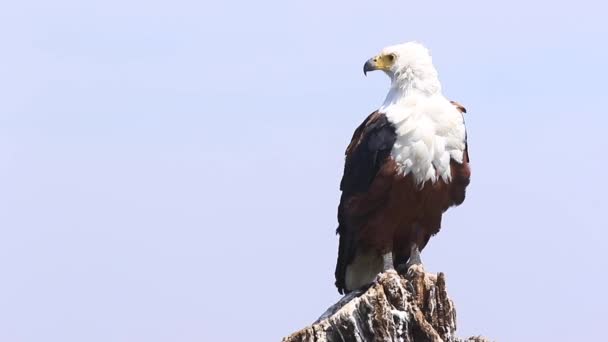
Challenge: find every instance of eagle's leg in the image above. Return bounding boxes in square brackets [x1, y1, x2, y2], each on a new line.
[405, 243, 422, 267]
[369, 251, 396, 287]
[382, 251, 394, 271]
[397, 224, 424, 273]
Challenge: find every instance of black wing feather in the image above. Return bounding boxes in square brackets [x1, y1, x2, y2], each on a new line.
[339, 113, 396, 195]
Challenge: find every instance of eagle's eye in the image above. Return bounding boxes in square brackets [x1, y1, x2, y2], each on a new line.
[386, 54, 396, 63]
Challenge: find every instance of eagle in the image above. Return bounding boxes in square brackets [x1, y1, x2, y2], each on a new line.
[334, 42, 471, 294]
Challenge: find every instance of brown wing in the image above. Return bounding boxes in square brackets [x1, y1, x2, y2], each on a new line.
[335, 111, 396, 294]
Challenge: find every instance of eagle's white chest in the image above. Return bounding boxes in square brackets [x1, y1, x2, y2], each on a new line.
[382, 96, 466, 185]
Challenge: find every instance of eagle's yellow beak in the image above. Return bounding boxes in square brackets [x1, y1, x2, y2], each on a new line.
[363, 54, 395, 76]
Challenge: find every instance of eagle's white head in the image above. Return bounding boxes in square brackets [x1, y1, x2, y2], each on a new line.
[363, 42, 442, 98]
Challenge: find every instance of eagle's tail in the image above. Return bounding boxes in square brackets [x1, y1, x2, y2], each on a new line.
[334, 223, 350, 294]
[335, 219, 382, 295]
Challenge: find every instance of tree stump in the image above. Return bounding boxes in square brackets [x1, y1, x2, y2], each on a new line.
[282, 266, 489, 342]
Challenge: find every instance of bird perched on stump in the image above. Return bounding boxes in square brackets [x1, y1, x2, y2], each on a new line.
[334, 42, 471, 294]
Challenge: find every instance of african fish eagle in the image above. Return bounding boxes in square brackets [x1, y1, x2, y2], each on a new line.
[334, 42, 471, 294]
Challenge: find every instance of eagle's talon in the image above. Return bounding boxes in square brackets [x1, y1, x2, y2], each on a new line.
[383, 268, 398, 276]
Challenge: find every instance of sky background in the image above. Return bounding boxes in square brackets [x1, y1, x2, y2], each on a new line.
[1, 0, 607, 341]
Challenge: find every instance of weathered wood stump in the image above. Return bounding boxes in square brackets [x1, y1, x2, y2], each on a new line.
[283, 266, 489, 342]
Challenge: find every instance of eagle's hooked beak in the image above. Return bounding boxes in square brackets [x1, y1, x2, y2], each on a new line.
[363, 57, 378, 76]
[363, 53, 395, 76]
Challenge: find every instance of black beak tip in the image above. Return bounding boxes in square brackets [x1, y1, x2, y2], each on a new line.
[363, 59, 375, 76]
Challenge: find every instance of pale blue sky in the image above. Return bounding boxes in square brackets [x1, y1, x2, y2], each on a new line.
[1, 0, 607, 341]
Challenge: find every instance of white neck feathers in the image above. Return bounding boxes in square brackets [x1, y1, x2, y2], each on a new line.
[380, 69, 442, 112]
